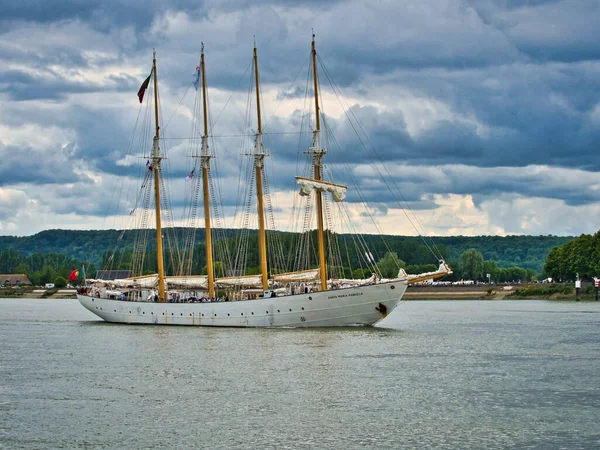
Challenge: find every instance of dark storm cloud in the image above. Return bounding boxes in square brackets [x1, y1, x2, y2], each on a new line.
[257, 105, 414, 167]
[66, 105, 134, 169]
[0, 0, 342, 34]
[351, 163, 600, 209]
[0, 142, 81, 185]
[0, 69, 133, 101]
[0, 0, 199, 31]
[37, 180, 128, 216]
[316, 61, 599, 171]
[470, 0, 600, 63]
[0, 0, 103, 24]
[451, 169, 600, 207]
[0, 45, 88, 70]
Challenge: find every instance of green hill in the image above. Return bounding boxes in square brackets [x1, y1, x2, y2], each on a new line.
[0, 229, 573, 274]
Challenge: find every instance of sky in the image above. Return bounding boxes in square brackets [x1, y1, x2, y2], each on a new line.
[0, 0, 599, 238]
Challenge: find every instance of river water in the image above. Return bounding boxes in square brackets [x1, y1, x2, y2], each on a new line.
[0, 298, 599, 449]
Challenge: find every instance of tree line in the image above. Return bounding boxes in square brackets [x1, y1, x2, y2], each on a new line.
[0, 249, 95, 286]
[433, 234, 570, 272]
[543, 231, 600, 281]
[0, 228, 571, 272]
[0, 229, 574, 286]
[449, 248, 537, 282]
[347, 248, 538, 283]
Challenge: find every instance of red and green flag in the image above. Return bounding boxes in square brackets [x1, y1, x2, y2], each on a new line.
[137, 71, 152, 103]
[68, 269, 81, 281]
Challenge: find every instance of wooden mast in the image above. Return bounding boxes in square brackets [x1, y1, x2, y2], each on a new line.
[253, 43, 269, 291]
[152, 50, 167, 302]
[311, 35, 328, 291]
[200, 44, 215, 298]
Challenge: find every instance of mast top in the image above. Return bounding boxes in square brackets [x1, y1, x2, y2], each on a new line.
[201, 42, 204, 53]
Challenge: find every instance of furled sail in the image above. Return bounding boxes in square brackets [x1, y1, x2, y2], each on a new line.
[330, 273, 377, 287]
[216, 274, 263, 287]
[272, 268, 321, 283]
[87, 274, 158, 288]
[296, 176, 347, 202]
[166, 275, 208, 289]
[399, 261, 453, 284]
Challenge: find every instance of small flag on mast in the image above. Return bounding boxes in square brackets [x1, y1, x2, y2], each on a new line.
[193, 66, 200, 90]
[137, 70, 152, 103]
[185, 168, 195, 181]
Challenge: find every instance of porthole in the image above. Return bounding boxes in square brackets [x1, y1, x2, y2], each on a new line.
[114, 310, 116, 312]
[189, 314, 192, 316]
[309, 296, 312, 300]
[201, 314, 204, 317]
[227, 313, 230, 316]
[266, 311, 269, 314]
[151, 312, 154, 315]
[277, 310, 280, 313]
[241, 313, 244, 316]
[390, 285, 395, 290]
[301, 307, 304, 310]
[180, 313, 183, 316]
[289, 309, 292, 312]
[251, 312, 254, 315]
[143, 312, 145, 314]
[129, 311, 131, 313]
[162, 313, 164, 316]
[214, 314, 217, 317]
[171, 313, 174, 316]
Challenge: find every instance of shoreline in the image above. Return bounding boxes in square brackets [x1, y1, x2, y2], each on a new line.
[404, 285, 598, 301]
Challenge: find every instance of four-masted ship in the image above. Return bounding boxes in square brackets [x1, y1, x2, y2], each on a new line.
[77, 37, 451, 327]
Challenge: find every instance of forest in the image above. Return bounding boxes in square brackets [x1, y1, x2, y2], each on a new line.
[0, 228, 574, 286]
[0, 249, 95, 287]
[543, 231, 600, 281]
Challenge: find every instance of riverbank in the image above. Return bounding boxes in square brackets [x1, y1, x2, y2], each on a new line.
[0, 288, 76, 299]
[404, 285, 505, 300]
[405, 284, 599, 301]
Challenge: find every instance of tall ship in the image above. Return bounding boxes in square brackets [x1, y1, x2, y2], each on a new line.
[77, 37, 451, 327]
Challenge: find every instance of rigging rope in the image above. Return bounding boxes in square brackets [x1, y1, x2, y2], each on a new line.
[317, 54, 444, 262]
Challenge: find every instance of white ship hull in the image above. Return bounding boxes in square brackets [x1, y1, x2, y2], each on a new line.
[77, 280, 407, 327]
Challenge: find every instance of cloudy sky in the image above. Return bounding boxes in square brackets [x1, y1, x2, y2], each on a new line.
[1, 0, 599, 237]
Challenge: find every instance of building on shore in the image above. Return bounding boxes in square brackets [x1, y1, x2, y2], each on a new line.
[0, 274, 32, 286]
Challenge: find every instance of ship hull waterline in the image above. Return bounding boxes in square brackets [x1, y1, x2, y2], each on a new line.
[77, 280, 407, 327]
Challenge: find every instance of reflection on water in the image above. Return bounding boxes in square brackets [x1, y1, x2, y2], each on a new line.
[1, 298, 599, 449]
